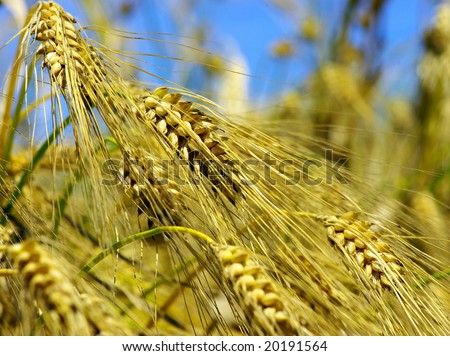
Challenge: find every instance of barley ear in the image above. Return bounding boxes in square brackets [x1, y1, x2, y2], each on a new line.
[210, 243, 313, 335]
[6, 241, 132, 335]
[133, 85, 240, 203]
[317, 212, 405, 290]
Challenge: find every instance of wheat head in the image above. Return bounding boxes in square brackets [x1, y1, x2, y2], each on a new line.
[4, 241, 132, 335]
[209, 242, 314, 335]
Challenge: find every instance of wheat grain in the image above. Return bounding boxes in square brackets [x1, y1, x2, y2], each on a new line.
[0, 272, 20, 335]
[0, 225, 13, 244]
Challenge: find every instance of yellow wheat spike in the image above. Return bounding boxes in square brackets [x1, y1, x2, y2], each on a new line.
[4, 241, 132, 335]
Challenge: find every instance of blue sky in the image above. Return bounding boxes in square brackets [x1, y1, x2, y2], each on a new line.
[131, 0, 437, 102]
[0, 0, 442, 104]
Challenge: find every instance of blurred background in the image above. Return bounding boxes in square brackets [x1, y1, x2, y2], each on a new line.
[1, 0, 449, 230]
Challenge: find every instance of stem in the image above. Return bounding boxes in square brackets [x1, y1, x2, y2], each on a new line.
[53, 136, 120, 232]
[52, 165, 83, 233]
[120, 256, 197, 315]
[330, 0, 358, 62]
[0, 115, 72, 225]
[414, 268, 450, 289]
[3, 60, 36, 166]
[79, 226, 215, 275]
[0, 7, 36, 160]
[146, 263, 204, 330]
[0, 44, 23, 160]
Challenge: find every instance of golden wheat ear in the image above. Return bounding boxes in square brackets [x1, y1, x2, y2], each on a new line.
[102, 80, 245, 228]
[210, 243, 306, 335]
[19, 0, 109, 177]
[119, 147, 187, 227]
[4, 241, 132, 335]
[31, 1, 106, 92]
[24, 1, 135, 157]
[131, 84, 241, 202]
[316, 211, 405, 290]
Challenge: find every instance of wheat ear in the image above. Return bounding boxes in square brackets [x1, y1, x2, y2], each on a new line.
[120, 147, 186, 226]
[209, 243, 313, 335]
[31, 1, 105, 90]
[315, 211, 405, 290]
[116, 84, 242, 226]
[133, 85, 240, 202]
[5, 241, 131, 335]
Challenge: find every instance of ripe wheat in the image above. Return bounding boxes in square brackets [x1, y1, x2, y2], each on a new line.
[0, 0, 447, 337]
[3, 241, 131, 335]
[315, 211, 405, 290]
[211, 243, 312, 335]
[134, 85, 239, 202]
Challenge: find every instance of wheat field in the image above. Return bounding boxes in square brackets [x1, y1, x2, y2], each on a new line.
[0, 0, 448, 336]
